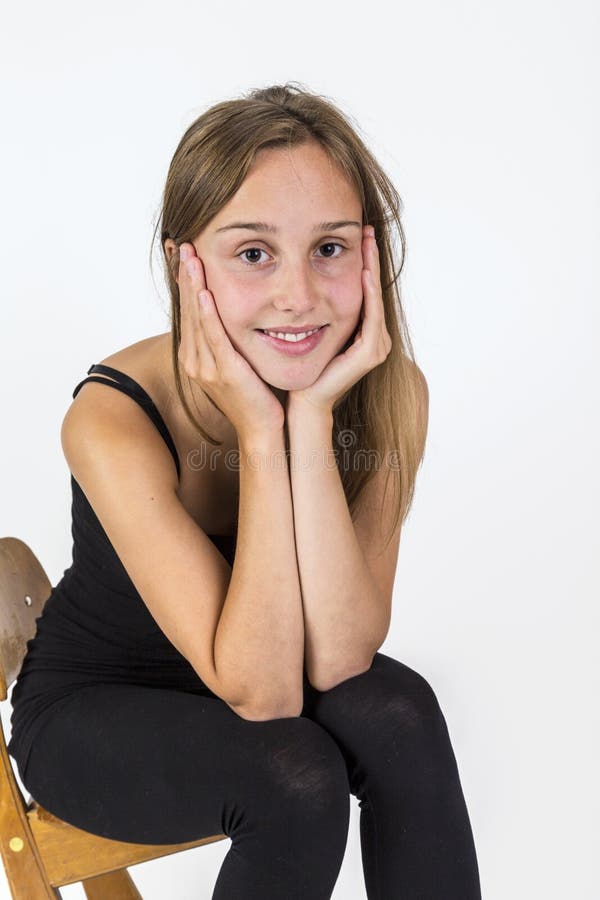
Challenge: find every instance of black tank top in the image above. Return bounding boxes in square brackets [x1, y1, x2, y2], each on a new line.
[8, 363, 236, 778]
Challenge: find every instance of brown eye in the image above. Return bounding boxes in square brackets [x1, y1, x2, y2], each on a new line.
[240, 247, 266, 265]
[318, 242, 345, 259]
[236, 242, 346, 267]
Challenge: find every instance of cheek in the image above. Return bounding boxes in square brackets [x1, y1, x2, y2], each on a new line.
[209, 289, 261, 335]
[330, 273, 363, 320]
[202, 268, 252, 321]
[207, 260, 363, 323]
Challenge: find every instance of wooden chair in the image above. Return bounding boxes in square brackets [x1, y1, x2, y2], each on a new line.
[0, 537, 228, 899]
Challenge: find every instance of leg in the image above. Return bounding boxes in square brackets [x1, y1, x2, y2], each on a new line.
[301, 652, 482, 899]
[18, 684, 351, 899]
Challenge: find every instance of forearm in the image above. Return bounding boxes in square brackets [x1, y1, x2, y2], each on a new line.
[214, 428, 305, 717]
[287, 403, 385, 692]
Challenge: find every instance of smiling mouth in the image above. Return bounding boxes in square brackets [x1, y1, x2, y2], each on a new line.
[255, 325, 327, 343]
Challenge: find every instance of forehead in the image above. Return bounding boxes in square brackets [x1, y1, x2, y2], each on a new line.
[213, 143, 361, 225]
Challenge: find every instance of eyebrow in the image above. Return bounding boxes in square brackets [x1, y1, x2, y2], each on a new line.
[215, 220, 363, 234]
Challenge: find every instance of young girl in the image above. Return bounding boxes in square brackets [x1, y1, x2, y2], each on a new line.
[8, 83, 482, 898]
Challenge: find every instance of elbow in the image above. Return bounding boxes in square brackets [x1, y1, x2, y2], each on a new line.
[231, 697, 303, 721]
[307, 653, 376, 693]
[227, 685, 304, 721]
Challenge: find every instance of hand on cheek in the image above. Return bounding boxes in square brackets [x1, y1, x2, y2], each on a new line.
[286, 225, 392, 415]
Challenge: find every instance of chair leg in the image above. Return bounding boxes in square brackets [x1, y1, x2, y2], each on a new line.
[0, 841, 61, 900]
[81, 869, 142, 900]
[0, 753, 61, 898]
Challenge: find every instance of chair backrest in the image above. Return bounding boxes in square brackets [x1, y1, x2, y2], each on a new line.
[0, 537, 52, 701]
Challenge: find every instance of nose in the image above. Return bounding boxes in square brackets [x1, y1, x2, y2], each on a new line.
[269, 260, 321, 317]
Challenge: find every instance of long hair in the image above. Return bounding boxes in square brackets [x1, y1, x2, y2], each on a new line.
[151, 81, 427, 550]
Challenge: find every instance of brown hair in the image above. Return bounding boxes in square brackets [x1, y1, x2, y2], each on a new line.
[151, 81, 428, 550]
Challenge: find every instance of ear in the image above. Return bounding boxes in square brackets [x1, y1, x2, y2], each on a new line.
[164, 238, 180, 283]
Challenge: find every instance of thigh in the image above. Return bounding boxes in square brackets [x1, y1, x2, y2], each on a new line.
[22, 683, 350, 845]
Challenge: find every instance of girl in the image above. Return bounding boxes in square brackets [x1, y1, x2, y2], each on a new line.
[8, 82, 482, 898]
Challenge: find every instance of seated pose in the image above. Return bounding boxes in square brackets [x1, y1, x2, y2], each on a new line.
[8, 82, 482, 899]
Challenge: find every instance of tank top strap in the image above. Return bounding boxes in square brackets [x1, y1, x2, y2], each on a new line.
[72, 363, 181, 481]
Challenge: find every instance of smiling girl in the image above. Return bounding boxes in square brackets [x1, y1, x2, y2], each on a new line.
[8, 82, 482, 898]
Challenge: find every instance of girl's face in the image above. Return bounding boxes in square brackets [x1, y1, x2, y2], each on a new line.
[178, 141, 365, 393]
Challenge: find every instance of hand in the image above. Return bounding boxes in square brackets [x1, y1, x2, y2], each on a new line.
[286, 225, 392, 417]
[177, 242, 286, 441]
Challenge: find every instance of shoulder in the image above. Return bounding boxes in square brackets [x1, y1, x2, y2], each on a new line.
[62, 333, 179, 477]
[66, 332, 173, 422]
[84, 332, 174, 405]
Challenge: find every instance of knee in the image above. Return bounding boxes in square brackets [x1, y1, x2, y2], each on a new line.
[329, 652, 448, 744]
[222, 717, 351, 879]
[377, 654, 446, 735]
[256, 716, 350, 820]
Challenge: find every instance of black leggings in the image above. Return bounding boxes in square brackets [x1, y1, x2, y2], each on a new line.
[17, 652, 482, 899]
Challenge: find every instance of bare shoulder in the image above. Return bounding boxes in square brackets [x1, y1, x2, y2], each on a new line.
[62, 332, 179, 480]
[69, 332, 174, 414]
[64, 331, 181, 448]
[67, 331, 234, 446]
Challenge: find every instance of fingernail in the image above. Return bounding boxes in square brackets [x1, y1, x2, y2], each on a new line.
[180, 244, 188, 261]
[185, 260, 195, 278]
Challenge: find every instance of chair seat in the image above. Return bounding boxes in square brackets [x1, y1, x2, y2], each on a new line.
[1, 537, 230, 898]
[25, 800, 227, 888]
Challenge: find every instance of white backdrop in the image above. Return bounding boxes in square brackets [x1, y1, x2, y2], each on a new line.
[1, 1, 598, 898]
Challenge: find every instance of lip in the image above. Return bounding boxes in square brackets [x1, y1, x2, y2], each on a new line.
[257, 324, 324, 334]
[255, 324, 328, 356]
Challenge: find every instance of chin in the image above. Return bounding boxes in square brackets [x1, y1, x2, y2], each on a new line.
[260, 368, 324, 391]
[252, 351, 334, 390]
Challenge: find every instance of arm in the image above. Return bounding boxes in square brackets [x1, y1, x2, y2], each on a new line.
[282, 225, 425, 692]
[171, 240, 305, 720]
[214, 428, 305, 718]
[286, 401, 386, 693]
[61, 396, 304, 723]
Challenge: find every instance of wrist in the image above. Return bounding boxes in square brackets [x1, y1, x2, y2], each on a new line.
[286, 393, 334, 429]
[238, 427, 285, 452]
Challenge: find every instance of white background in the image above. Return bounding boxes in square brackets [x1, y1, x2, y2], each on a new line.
[1, 1, 598, 898]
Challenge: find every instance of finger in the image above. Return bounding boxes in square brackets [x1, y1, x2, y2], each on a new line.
[177, 244, 197, 364]
[184, 250, 233, 363]
[362, 233, 392, 358]
[370, 227, 381, 277]
[360, 236, 387, 344]
[178, 243, 216, 370]
[362, 225, 380, 282]
[181, 244, 238, 375]
[197, 287, 231, 361]
[181, 241, 206, 290]
[361, 252, 383, 323]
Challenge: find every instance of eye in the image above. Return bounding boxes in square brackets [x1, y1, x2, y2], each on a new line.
[236, 241, 347, 267]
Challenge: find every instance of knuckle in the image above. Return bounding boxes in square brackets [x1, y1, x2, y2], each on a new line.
[200, 369, 216, 386]
[177, 347, 197, 378]
[178, 360, 193, 380]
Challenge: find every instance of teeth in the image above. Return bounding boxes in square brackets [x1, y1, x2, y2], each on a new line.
[264, 327, 320, 342]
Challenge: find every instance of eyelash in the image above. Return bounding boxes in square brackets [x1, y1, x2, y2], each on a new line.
[235, 241, 347, 267]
